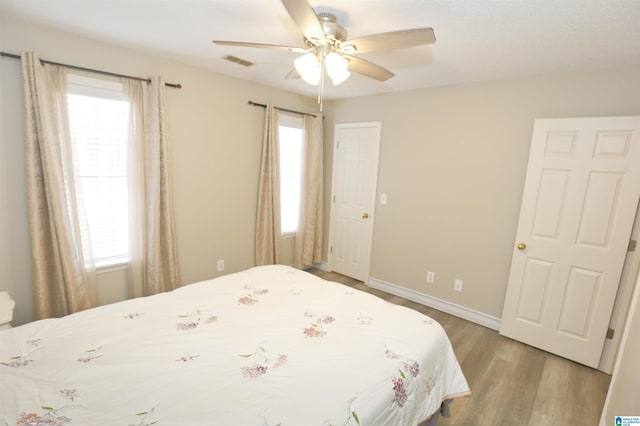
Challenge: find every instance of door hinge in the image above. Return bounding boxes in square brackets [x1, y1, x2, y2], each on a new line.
[628, 239, 637, 252]
[606, 327, 615, 339]
[333, 195, 336, 203]
[336, 141, 340, 150]
[330, 246, 333, 254]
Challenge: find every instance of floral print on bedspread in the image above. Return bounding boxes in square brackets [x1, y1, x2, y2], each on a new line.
[423, 376, 436, 397]
[76, 348, 102, 363]
[128, 407, 158, 426]
[303, 311, 335, 338]
[356, 313, 374, 325]
[10, 387, 81, 426]
[259, 416, 284, 426]
[392, 376, 408, 407]
[2, 338, 43, 367]
[329, 410, 362, 426]
[1, 355, 34, 368]
[59, 389, 78, 402]
[15, 408, 71, 426]
[238, 285, 270, 305]
[239, 343, 288, 378]
[386, 347, 422, 408]
[27, 338, 43, 347]
[176, 308, 217, 330]
[175, 353, 199, 363]
[289, 287, 304, 296]
[238, 295, 258, 305]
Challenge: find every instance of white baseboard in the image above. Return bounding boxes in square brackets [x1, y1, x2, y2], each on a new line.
[368, 276, 502, 331]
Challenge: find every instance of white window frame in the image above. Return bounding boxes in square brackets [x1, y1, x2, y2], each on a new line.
[67, 73, 130, 270]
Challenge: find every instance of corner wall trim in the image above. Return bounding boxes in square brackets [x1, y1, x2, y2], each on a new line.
[368, 276, 502, 331]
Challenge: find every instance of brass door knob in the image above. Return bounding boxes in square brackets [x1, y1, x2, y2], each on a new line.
[362, 212, 369, 219]
[517, 243, 527, 250]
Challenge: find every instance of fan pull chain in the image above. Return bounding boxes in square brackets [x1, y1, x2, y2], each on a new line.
[317, 54, 325, 112]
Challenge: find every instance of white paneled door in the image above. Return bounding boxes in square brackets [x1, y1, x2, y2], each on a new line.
[329, 122, 381, 282]
[500, 116, 640, 368]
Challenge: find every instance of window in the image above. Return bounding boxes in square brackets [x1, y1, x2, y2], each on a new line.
[278, 114, 304, 234]
[66, 74, 130, 267]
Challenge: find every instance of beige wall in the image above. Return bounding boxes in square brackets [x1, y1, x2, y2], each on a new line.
[325, 67, 640, 318]
[2, 13, 640, 335]
[0, 15, 316, 325]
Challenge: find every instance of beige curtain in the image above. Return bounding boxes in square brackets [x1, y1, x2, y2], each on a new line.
[255, 104, 282, 265]
[293, 112, 324, 268]
[21, 52, 98, 319]
[124, 77, 181, 297]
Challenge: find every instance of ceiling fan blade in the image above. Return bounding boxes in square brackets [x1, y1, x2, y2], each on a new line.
[344, 28, 435, 53]
[284, 68, 301, 80]
[212, 40, 307, 53]
[281, 0, 326, 44]
[344, 55, 394, 81]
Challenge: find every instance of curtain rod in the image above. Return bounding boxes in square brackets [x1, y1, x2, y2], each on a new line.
[248, 100, 316, 118]
[0, 51, 182, 89]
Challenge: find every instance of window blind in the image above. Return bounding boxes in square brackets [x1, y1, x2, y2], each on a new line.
[67, 76, 130, 266]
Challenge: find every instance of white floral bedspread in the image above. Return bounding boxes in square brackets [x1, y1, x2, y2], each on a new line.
[0, 265, 469, 425]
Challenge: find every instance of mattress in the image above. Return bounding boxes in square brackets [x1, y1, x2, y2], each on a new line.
[0, 265, 469, 425]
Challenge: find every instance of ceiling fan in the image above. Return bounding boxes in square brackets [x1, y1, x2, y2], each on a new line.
[213, 0, 436, 108]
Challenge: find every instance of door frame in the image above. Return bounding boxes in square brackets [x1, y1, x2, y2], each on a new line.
[327, 121, 382, 280]
[599, 202, 640, 373]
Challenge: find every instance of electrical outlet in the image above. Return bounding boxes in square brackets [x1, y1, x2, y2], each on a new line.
[454, 279, 463, 292]
[426, 271, 435, 283]
[217, 259, 225, 272]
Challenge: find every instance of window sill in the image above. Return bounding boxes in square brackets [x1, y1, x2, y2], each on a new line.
[96, 261, 128, 274]
[281, 232, 296, 239]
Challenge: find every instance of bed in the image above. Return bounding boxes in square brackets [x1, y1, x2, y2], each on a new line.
[0, 265, 469, 425]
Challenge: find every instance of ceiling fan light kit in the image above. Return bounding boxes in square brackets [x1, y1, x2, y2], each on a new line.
[212, 0, 436, 110]
[325, 52, 350, 85]
[295, 50, 350, 86]
[294, 52, 321, 85]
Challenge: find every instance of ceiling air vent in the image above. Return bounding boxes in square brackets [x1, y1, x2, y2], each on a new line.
[224, 55, 254, 67]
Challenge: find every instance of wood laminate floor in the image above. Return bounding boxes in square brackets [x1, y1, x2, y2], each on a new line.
[307, 268, 611, 426]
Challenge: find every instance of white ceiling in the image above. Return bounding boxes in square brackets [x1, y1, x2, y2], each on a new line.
[1, 0, 639, 100]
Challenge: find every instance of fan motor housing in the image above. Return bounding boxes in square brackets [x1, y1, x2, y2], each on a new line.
[318, 13, 347, 44]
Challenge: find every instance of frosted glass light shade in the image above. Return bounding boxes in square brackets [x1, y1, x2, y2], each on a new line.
[294, 53, 321, 86]
[325, 52, 350, 85]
